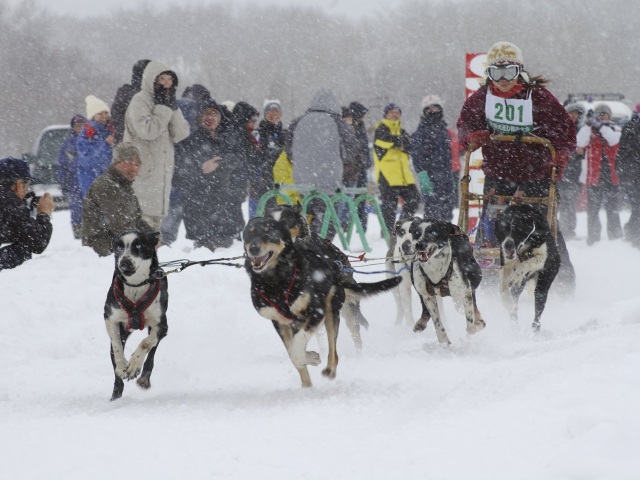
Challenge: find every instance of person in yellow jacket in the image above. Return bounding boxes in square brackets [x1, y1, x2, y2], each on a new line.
[373, 103, 420, 234]
[272, 149, 302, 205]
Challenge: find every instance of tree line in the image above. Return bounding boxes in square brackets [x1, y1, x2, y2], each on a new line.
[0, 0, 637, 156]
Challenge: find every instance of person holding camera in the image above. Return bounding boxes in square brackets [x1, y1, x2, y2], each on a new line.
[576, 103, 623, 245]
[0, 157, 54, 271]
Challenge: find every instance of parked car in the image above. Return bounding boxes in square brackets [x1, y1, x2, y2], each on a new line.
[22, 124, 71, 209]
[564, 93, 633, 126]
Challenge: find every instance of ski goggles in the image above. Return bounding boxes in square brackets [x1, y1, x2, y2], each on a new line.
[486, 64, 521, 82]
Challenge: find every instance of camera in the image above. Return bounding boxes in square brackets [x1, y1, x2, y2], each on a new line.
[25, 191, 41, 211]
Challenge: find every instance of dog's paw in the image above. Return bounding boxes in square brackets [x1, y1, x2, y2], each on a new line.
[115, 365, 128, 380]
[123, 360, 142, 380]
[321, 366, 337, 379]
[136, 374, 151, 389]
[306, 351, 321, 366]
[413, 316, 430, 332]
[466, 318, 486, 335]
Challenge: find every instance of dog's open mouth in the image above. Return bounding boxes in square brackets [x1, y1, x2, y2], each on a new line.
[250, 251, 274, 271]
[417, 245, 437, 262]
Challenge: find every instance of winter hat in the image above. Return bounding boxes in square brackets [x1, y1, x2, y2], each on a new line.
[85, 95, 110, 120]
[348, 101, 368, 119]
[594, 103, 612, 117]
[221, 100, 236, 112]
[564, 103, 585, 115]
[232, 101, 260, 124]
[70, 114, 86, 127]
[0, 157, 40, 184]
[486, 41, 524, 65]
[421, 94, 444, 110]
[198, 98, 223, 117]
[112, 142, 141, 165]
[183, 84, 211, 101]
[383, 103, 402, 116]
[263, 99, 281, 114]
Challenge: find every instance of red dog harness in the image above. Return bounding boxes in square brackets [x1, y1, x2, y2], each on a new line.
[254, 263, 298, 321]
[112, 274, 161, 331]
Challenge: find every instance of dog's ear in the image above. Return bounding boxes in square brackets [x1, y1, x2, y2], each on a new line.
[145, 231, 161, 246]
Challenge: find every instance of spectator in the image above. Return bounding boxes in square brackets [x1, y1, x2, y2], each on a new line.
[81, 143, 153, 257]
[558, 103, 586, 239]
[226, 101, 260, 231]
[123, 60, 190, 232]
[411, 94, 457, 221]
[457, 41, 576, 289]
[111, 59, 151, 145]
[373, 103, 420, 235]
[577, 103, 623, 245]
[77, 95, 115, 199]
[346, 101, 372, 230]
[617, 103, 640, 248]
[161, 83, 213, 246]
[57, 114, 86, 239]
[254, 99, 285, 217]
[0, 158, 54, 271]
[177, 84, 212, 132]
[179, 99, 239, 251]
[287, 88, 357, 237]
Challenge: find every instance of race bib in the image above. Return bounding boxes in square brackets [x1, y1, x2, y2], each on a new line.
[485, 90, 533, 134]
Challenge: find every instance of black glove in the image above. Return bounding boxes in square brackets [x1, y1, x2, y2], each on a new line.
[153, 84, 178, 110]
[585, 116, 601, 130]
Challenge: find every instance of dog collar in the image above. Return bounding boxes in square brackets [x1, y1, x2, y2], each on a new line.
[112, 274, 162, 331]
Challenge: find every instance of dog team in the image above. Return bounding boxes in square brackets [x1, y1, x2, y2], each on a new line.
[106, 200, 562, 400]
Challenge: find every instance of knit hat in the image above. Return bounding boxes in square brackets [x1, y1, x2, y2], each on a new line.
[383, 103, 402, 116]
[421, 94, 444, 110]
[198, 98, 223, 117]
[263, 99, 281, 114]
[85, 95, 110, 120]
[594, 103, 612, 117]
[221, 100, 236, 112]
[486, 41, 524, 65]
[0, 157, 40, 183]
[70, 114, 86, 127]
[348, 101, 368, 119]
[112, 142, 141, 164]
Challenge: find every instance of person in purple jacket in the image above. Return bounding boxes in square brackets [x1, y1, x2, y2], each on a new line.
[457, 41, 576, 291]
[57, 114, 85, 238]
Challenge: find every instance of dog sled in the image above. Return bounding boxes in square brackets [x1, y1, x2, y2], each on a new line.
[457, 134, 559, 270]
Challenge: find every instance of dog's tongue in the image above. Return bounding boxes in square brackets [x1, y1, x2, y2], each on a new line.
[251, 253, 270, 268]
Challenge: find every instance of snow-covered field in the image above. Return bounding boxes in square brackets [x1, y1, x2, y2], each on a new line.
[2, 207, 639, 479]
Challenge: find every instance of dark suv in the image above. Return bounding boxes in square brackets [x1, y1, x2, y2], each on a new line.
[23, 124, 71, 209]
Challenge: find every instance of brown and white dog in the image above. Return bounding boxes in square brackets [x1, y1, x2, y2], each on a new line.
[243, 217, 400, 387]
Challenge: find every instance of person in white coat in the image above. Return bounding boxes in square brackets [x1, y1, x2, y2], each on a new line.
[123, 60, 190, 231]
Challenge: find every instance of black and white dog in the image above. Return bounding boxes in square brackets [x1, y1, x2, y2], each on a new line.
[243, 217, 400, 387]
[386, 217, 421, 326]
[494, 204, 560, 331]
[266, 204, 370, 350]
[410, 219, 485, 345]
[103, 231, 168, 401]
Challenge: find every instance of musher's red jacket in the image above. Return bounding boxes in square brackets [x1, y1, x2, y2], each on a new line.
[457, 83, 576, 183]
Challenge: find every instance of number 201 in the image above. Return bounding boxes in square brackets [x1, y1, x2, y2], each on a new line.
[494, 103, 524, 122]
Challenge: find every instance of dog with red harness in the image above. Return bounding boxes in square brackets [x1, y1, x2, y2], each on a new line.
[103, 230, 168, 400]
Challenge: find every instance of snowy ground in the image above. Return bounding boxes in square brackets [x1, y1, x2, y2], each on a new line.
[2, 206, 639, 479]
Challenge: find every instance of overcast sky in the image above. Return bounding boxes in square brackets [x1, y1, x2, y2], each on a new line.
[10, 0, 390, 19]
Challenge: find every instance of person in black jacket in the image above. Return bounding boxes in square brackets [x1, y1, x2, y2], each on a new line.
[617, 105, 640, 248]
[411, 96, 456, 221]
[227, 101, 260, 227]
[178, 99, 240, 251]
[110, 59, 151, 145]
[255, 99, 285, 216]
[558, 103, 586, 239]
[0, 158, 54, 271]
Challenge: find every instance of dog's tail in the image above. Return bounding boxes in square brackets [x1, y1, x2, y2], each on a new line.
[344, 277, 402, 299]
